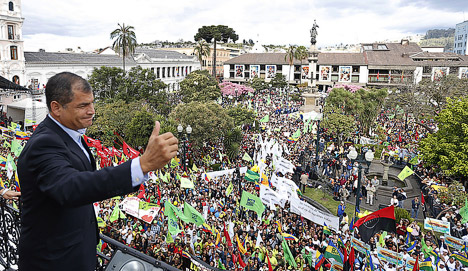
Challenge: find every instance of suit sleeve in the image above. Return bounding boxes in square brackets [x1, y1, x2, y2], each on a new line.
[26, 133, 137, 207]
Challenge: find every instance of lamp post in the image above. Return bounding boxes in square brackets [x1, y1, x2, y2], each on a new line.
[177, 124, 192, 172]
[269, 84, 272, 97]
[347, 146, 374, 219]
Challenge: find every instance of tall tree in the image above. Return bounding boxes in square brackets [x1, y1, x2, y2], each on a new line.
[294, 46, 308, 85]
[110, 23, 137, 71]
[284, 45, 297, 88]
[179, 70, 221, 103]
[193, 39, 211, 68]
[194, 25, 238, 77]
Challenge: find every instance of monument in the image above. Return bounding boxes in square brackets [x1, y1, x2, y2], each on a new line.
[308, 20, 320, 87]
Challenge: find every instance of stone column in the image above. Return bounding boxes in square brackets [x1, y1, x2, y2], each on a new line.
[307, 45, 319, 87]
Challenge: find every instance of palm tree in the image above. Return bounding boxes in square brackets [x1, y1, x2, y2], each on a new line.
[110, 23, 137, 71]
[294, 46, 308, 85]
[193, 39, 211, 69]
[284, 45, 297, 89]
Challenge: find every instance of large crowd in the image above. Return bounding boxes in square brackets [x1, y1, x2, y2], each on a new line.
[2, 87, 468, 271]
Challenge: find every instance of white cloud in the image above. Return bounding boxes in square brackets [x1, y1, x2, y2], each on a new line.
[21, 0, 466, 52]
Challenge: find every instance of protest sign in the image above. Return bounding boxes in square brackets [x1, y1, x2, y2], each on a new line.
[424, 218, 450, 234]
[290, 197, 339, 231]
[376, 246, 403, 266]
[351, 237, 370, 255]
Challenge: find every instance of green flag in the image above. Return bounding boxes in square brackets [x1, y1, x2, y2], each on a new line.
[460, 198, 468, 224]
[324, 242, 343, 264]
[218, 259, 226, 270]
[301, 248, 313, 267]
[96, 217, 106, 228]
[25, 119, 36, 124]
[166, 231, 174, 243]
[267, 98, 271, 105]
[292, 129, 301, 140]
[303, 119, 310, 133]
[397, 166, 414, 181]
[240, 190, 265, 219]
[226, 182, 234, 197]
[259, 115, 269, 123]
[170, 158, 179, 168]
[6, 153, 16, 171]
[181, 177, 194, 189]
[166, 200, 191, 223]
[281, 237, 297, 268]
[11, 139, 23, 157]
[242, 152, 252, 162]
[3, 140, 10, 148]
[244, 170, 260, 182]
[183, 202, 205, 226]
[110, 201, 122, 223]
[164, 201, 183, 235]
[450, 253, 468, 266]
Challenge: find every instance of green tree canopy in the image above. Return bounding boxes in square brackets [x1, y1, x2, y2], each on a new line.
[270, 73, 287, 89]
[170, 102, 234, 147]
[321, 105, 356, 146]
[227, 105, 256, 127]
[419, 97, 468, 178]
[249, 77, 266, 92]
[88, 66, 126, 100]
[194, 25, 238, 76]
[179, 70, 221, 103]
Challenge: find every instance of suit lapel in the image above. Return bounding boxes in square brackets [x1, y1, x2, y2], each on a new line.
[43, 116, 94, 171]
[81, 137, 96, 171]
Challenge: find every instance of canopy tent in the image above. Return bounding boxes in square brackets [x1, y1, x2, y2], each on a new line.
[302, 111, 323, 121]
[7, 98, 48, 127]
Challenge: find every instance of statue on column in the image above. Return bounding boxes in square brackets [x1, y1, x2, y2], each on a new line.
[310, 20, 319, 45]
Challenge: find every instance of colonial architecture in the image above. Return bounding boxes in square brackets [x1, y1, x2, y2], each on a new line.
[224, 40, 468, 91]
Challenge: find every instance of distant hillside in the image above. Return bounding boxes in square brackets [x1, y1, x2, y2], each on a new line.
[419, 28, 455, 52]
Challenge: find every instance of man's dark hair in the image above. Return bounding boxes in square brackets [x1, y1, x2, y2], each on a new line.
[45, 72, 92, 111]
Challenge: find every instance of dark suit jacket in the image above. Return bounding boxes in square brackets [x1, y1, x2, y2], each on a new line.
[18, 116, 137, 271]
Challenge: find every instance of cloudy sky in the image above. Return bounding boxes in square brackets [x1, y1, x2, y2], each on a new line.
[22, 0, 467, 52]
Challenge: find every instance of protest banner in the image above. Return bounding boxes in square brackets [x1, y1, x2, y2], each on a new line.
[444, 234, 466, 250]
[260, 185, 285, 208]
[376, 246, 403, 266]
[206, 167, 247, 179]
[424, 218, 450, 234]
[138, 201, 160, 224]
[121, 197, 140, 218]
[351, 237, 370, 255]
[330, 261, 343, 271]
[290, 197, 340, 231]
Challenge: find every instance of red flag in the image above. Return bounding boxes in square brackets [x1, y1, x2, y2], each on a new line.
[421, 191, 425, 205]
[137, 183, 145, 199]
[238, 253, 246, 268]
[157, 185, 161, 206]
[354, 205, 396, 243]
[123, 141, 140, 159]
[412, 257, 419, 271]
[343, 247, 354, 271]
[83, 135, 96, 147]
[398, 133, 402, 142]
[266, 254, 273, 271]
[223, 222, 232, 247]
[415, 130, 419, 141]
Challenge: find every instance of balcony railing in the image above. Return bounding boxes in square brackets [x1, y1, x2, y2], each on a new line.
[0, 198, 181, 271]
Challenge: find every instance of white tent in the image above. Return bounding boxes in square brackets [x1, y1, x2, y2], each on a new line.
[7, 98, 48, 127]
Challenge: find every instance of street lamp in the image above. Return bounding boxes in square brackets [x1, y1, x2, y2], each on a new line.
[177, 124, 192, 172]
[347, 147, 374, 219]
[269, 84, 272, 97]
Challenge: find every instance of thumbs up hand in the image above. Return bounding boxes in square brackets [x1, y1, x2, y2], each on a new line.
[140, 121, 179, 174]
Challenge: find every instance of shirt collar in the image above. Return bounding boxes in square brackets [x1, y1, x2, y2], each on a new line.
[48, 114, 86, 143]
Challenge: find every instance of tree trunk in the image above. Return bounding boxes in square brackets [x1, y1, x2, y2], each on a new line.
[212, 41, 217, 78]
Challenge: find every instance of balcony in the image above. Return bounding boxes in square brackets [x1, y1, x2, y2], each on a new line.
[0, 198, 180, 271]
[368, 74, 413, 85]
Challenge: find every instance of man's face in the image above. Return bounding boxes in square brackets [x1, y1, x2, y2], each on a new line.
[57, 87, 95, 130]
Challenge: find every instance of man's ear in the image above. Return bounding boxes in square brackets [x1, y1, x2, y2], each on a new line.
[49, 101, 61, 116]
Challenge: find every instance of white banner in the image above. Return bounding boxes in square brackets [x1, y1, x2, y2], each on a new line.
[360, 136, 378, 145]
[206, 167, 247, 179]
[260, 185, 286, 208]
[121, 197, 140, 218]
[275, 157, 295, 175]
[290, 197, 340, 231]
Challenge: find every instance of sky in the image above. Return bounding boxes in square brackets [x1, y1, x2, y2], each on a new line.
[22, 0, 467, 52]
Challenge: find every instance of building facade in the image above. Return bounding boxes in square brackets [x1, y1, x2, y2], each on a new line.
[0, 0, 25, 86]
[454, 21, 468, 55]
[224, 40, 468, 91]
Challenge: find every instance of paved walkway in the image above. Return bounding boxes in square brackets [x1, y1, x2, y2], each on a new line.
[341, 161, 425, 221]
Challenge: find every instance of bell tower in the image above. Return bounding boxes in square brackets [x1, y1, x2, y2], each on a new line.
[0, 0, 25, 85]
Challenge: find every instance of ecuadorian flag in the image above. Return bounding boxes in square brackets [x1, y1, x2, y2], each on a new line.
[0, 156, 6, 168]
[15, 131, 29, 140]
[281, 233, 298, 242]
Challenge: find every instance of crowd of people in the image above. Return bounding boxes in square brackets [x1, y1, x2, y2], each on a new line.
[2, 87, 468, 271]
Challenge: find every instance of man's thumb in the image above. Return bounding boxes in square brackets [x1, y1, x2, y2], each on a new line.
[152, 121, 160, 137]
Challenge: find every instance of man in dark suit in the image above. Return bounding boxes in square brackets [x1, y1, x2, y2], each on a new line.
[17, 72, 178, 271]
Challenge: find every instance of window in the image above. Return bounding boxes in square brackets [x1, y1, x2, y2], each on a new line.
[377, 44, 388, 50]
[8, 25, 14, 40]
[12, 75, 19, 84]
[363, 45, 372, 51]
[8, 1, 13, 11]
[31, 79, 39, 89]
[10, 46, 17, 60]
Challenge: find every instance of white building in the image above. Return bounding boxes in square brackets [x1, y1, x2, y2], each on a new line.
[454, 20, 468, 55]
[0, 0, 201, 93]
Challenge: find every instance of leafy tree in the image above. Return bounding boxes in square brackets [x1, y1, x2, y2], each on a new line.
[194, 25, 238, 77]
[179, 70, 221, 103]
[227, 105, 256, 127]
[87, 100, 143, 146]
[437, 181, 466, 208]
[419, 97, 468, 179]
[110, 23, 137, 71]
[125, 111, 155, 148]
[170, 102, 234, 147]
[249, 77, 266, 92]
[219, 81, 254, 97]
[88, 66, 126, 100]
[193, 39, 211, 68]
[270, 73, 287, 89]
[321, 105, 356, 146]
[223, 128, 243, 161]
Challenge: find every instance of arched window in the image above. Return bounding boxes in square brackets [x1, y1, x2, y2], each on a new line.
[12, 75, 19, 84]
[8, 1, 14, 11]
[10, 46, 18, 60]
